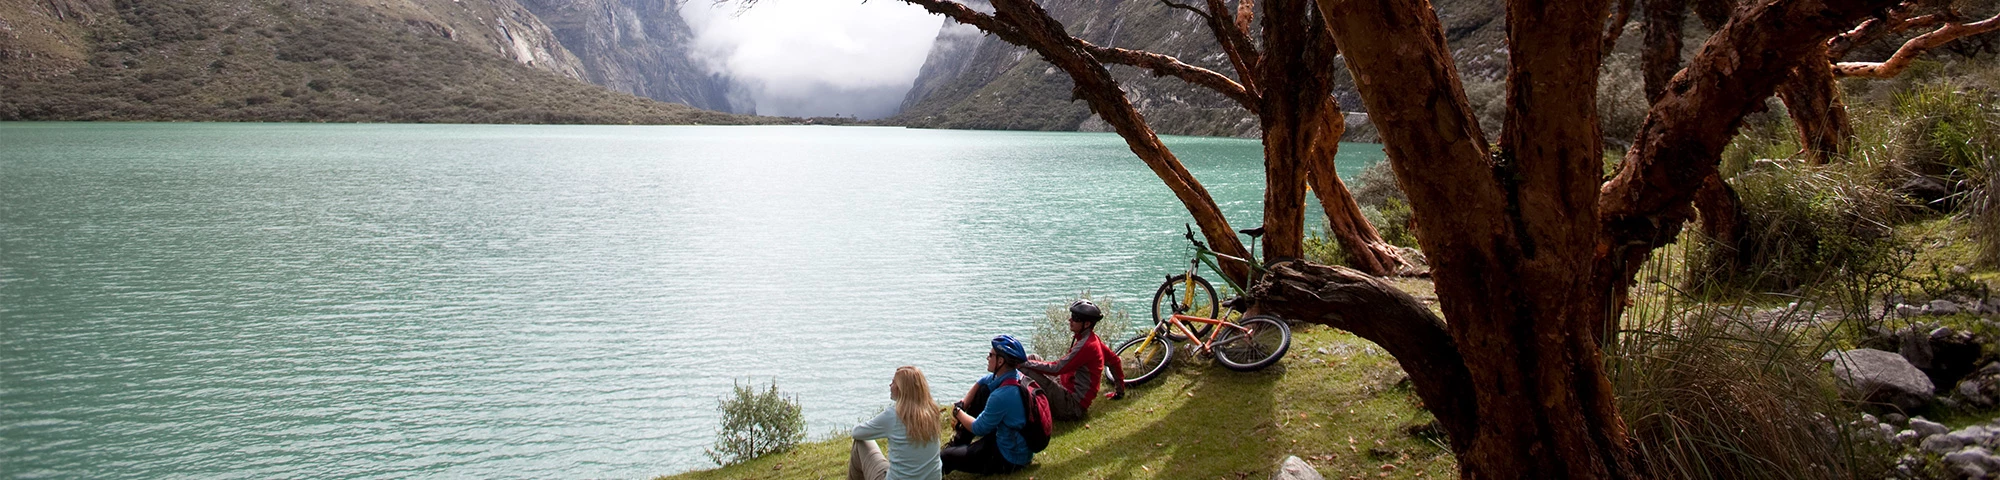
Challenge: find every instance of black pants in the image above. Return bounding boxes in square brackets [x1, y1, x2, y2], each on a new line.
[941, 435, 1023, 475]
[943, 383, 1025, 474]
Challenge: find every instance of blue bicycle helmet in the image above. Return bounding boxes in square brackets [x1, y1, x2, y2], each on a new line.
[990, 335, 1027, 362]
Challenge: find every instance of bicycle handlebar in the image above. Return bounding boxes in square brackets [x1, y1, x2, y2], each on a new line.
[1184, 224, 1207, 251]
[1184, 223, 1254, 268]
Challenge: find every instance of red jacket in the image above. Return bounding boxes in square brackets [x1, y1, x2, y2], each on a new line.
[1023, 332, 1123, 410]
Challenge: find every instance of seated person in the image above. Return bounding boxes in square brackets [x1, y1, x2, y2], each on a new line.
[1021, 299, 1125, 420]
[941, 335, 1033, 474]
[849, 366, 943, 480]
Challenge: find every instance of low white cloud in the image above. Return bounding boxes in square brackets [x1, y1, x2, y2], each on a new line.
[682, 0, 949, 119]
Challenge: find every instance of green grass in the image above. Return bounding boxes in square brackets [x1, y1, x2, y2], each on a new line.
[659, 324, 1454, 480]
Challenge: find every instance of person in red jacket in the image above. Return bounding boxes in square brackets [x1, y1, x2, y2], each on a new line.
[1020, 299, 1125, 421]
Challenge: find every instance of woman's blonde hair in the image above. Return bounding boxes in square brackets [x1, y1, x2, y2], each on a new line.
[890, 366, 940, 443]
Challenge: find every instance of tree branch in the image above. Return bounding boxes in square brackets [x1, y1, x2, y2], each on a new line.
[1603, 0, 1638, 53]
[1205, 0, 1263, 96]
[1601, 0, 1899, 313]
[1078, 41, 1260, 112]
[1158, 0, 1211, 21]
[1833, 12, 2000, 77]
[898, 0, 1030, 46]
[1245, 261, 1476, 452]
[1829, 4, 1944, 58]
[901, 0, 1258, 284]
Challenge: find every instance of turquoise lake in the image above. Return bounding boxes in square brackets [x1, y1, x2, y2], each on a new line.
[0, 123, 1384, 478]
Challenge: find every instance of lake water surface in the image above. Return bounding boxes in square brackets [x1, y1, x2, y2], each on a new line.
[0, 123, 1383, 478]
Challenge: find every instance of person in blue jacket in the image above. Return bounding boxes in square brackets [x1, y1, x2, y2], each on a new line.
[941, 335, 1033, 474]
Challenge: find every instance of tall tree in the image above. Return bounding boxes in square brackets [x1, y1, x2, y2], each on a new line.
[893, 0, 1905, 477]
[897, 0, 1407, 281]
[1256, 0, 1903, 477]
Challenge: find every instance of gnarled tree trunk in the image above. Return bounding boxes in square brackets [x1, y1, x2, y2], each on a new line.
[1778, 44, 1852, 164]
[1313, 0, 1637, 476]
[1254, 0, 1406, 274]
[1642, 0, 1686, 103]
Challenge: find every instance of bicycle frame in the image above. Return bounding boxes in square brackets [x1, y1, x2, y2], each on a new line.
[1126, 312, 1256, 360]
[1176, 224, 1262, 309]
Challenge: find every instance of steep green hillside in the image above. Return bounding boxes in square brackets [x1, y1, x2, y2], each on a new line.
[0, 0, 760, 124]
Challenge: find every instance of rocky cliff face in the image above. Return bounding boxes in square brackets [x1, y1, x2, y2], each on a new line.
[394, 0, 588, 79]
[890, 0, 1510, 138]
[516, 0, 731, 111]
[1, 0, 737, 115]
[891, 0, 1255, 137]
[0, 0, 758, 123]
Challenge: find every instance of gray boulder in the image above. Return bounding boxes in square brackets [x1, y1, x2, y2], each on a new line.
[1924, 434, 1964, 454]
[1827, 349, 1936, 412]
[1273, 456, 1325, 480]
[1929, 299, 1963, 316]
[1967, 366, 2000, 409]
[1945, 446, 1997, 469]
[1959, 464, 1988, 479]
[1916, 418, 1953, 438]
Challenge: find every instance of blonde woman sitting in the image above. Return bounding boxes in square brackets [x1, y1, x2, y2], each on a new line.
[850, 366, 944, 480]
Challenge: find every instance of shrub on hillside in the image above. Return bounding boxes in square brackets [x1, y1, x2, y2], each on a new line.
[1351, 160, 1407, 209]
[1309, 161, 1420, 268]
[1598, 53, 1648, 147]
[1687, 159, 1909, 296]
[1031, 293, 1134, 359]
[705, 381, 806, 466]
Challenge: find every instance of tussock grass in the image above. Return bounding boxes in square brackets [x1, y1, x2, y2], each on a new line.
[1617, 241, 1896, 480]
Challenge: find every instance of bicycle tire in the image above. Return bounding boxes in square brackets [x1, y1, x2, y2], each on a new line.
[1151, 274, 1217, 341]
[1212, 315, 1291, 372]
[1113, 330, 1175, 386]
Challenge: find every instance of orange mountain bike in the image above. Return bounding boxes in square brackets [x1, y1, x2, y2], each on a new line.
[1115, 225, 1291, 386]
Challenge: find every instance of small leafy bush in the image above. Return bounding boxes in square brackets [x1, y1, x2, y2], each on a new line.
[704, 381, 806, 466]
[1031, 292, 1134, 359]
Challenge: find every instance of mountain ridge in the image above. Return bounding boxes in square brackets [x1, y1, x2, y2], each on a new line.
[0, 0, 751, 123]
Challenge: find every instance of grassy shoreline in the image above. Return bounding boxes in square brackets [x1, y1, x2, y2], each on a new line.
[659, 324, 1454, 480]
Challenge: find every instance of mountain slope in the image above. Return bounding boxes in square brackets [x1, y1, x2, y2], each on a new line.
[889, 0, 1509, 138]
[516, 0, 732, 111]
[891, 0, 1255, 137]
[0, 0, 755, 123]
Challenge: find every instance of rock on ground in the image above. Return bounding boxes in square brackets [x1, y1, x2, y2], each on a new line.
[1273, 456, 1325, 480]
[1825, 348, 1936, 412]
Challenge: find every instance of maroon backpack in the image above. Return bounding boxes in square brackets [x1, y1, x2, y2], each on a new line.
[998, 376, 1053, 452]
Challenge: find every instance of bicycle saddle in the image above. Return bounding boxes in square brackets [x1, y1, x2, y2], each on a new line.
[1238, 226, 1266, 238]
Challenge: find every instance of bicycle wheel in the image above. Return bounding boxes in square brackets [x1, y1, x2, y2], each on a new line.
[1114, 329, 1175, 386]
[1212, 315, 1291, 372]
[1151, 274, 1217, 340]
